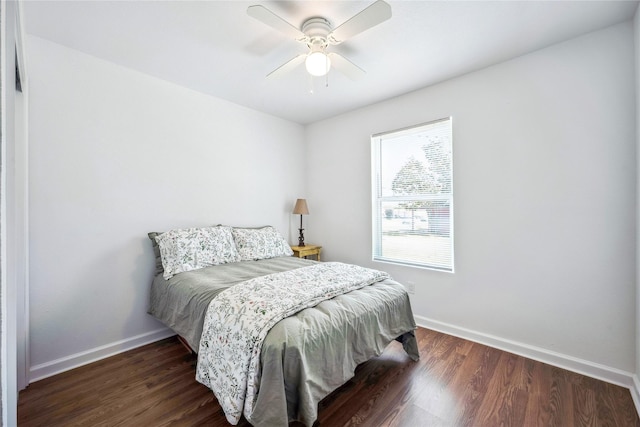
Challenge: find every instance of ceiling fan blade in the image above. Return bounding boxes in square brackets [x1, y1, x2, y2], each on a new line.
[328, 0, 391, 44]
[328, 53, 366, 80]
[247, 5, 306, 41]
[266, 54, 307, 79]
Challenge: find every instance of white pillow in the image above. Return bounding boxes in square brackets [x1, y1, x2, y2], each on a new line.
[156, 225, 240, 279]
[232, 226, 293, 261]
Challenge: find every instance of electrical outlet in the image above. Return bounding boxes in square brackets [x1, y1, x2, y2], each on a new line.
[405, 281, 415, 294]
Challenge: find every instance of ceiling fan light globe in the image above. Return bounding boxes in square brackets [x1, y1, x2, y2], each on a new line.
[305, 52, 331, 76]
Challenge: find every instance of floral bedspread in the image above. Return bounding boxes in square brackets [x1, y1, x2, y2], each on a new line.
[195, 262, 391, 425]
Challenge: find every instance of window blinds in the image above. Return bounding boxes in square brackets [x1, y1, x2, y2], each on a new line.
[371, 117, 454, 271]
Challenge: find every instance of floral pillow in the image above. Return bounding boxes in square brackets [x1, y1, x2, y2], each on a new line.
[156, 225, 240, 280]
[232, 226, 293, 261]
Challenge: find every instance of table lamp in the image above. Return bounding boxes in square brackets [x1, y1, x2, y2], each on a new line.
[292, 199, 309, 246]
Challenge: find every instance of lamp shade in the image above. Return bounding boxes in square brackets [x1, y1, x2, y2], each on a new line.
[293, 199, 309, 215]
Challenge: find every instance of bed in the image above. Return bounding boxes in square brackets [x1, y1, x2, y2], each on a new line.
[147, 225, 419, 427]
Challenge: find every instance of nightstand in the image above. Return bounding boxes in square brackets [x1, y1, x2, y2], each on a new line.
[291, 244, 322, 261]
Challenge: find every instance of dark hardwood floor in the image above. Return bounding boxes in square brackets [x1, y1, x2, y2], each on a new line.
[18, 327, 640, 426]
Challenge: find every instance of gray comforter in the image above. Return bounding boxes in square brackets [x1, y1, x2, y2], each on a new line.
[148, 256, 419, 426]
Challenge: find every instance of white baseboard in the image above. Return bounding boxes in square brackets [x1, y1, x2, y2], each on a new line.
[29, 327, 176, 383]
[26, 318, 640, 417]
[415, 315, 635, 390]
[631, 375, 640, 418]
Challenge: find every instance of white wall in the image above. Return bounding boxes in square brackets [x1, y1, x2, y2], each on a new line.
[26, 36, 305, 378]
[307, 22, 636, 376]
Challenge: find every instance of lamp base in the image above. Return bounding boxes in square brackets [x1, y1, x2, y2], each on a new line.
[298, 228, 305, 247]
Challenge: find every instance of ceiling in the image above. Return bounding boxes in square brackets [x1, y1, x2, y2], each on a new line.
[23, 1, 638, 125]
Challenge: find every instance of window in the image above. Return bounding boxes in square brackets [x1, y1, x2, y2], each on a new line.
[371, 117, 454, 271]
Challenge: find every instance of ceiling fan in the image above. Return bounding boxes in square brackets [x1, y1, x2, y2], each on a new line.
[247, 1, 392, 80]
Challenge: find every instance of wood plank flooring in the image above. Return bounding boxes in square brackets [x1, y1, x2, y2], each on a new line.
[18, 327, 640, 426]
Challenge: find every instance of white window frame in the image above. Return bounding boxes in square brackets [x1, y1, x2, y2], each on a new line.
[371, 117, 454, 272]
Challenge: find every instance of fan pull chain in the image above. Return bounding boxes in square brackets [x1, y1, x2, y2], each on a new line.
[309, 73, 329, 95]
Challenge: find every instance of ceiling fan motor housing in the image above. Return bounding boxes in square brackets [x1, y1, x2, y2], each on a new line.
[302, 17, 332, 50]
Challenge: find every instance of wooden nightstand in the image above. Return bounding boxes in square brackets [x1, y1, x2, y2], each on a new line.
[291, 244, 322, 261]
